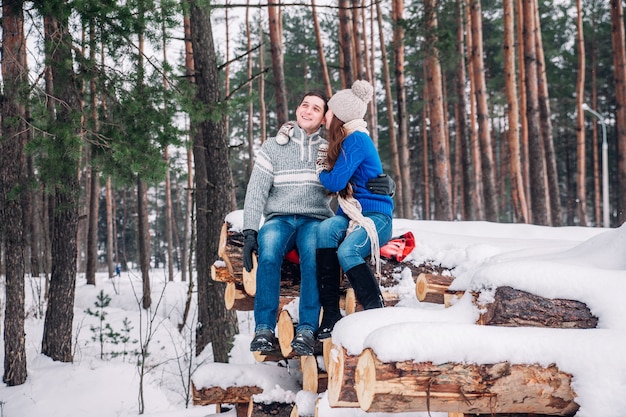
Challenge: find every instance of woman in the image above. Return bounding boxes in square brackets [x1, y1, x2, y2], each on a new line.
[315, 80, 394, 340]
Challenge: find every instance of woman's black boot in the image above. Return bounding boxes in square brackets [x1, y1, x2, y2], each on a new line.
[344, 263, 384, 310]
[316, 248, 342, 339]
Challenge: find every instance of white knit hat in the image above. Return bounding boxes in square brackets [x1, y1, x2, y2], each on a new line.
[328, 80, 373, 123]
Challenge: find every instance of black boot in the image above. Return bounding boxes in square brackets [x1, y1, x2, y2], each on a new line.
[344, 263, 384, 310]
[316, 248, 342, 339]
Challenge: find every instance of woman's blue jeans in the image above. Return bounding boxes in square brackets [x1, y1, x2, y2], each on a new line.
[254, 215, 321, 334]
[317, 212, 392, 271]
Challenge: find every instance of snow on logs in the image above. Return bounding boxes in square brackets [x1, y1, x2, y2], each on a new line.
[191, 363, 300, 416]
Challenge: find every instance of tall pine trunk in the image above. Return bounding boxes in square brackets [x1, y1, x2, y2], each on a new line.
[392, 0, 412, 218]
[610, 0, 626, 226]
[424, 0, 453, 221]
[188, 0, 238, 362]
[469, 0, 498, 222]
[268, 0, 288, 125]
[522, 0, 549, 225]
[41, 5, 81, 363]
[503, 0, 528, 223]
[1, 0, 28, 385]
[533, 0, 561, 226]
[575, 0, 587, 226]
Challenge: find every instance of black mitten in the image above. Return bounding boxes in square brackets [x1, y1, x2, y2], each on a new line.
[367, 174, 396, 197]
[242, 229, 258, 272]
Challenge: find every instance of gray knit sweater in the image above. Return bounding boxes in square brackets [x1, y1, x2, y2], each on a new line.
[243, 125, 334, 232]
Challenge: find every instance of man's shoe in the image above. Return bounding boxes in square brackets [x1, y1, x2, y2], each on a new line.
[290, 329, 315, 356]
[250, 329, 277, 352]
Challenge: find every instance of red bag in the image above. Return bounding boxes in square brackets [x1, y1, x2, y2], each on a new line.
[284, 248, 300, 264]
[380, 231, 415, 262]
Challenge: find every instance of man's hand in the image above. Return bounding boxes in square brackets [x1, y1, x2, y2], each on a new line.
[367, 174, 396, 197]
[242, 229, 258, 272]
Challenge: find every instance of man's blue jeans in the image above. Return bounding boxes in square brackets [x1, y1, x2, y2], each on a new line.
[317, 212, 392, 271]
[254, 215, 321, 334]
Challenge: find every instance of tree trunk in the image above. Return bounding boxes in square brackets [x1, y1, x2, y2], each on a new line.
[424, 0, 453, 221]
[182, 5, 194, 282]
[41, 7, 80, 364]
[267, 0, 288, 125]
[503, 0, 528, 222]
[105, 177, 115, 278]
[352, 0, 365, 81]
[610, 0, 626, 226]
[454, 0, 471, 220]
[522, 0, 549, 225]
[137, 178, 152, 308]
[470, 0, 498, 222]
[516, 0, 530, 212]
[164, 147, 175, 281]
[338, 0, 354, 86]
[392, 0, 413, 218]
[376, 1, 400, 216]
[575, 0, 587, 226]
[533, 0, 561, 226]
[189, 0, 239, 362]
[312, 0, 332, 99]
[1, 0, 28, 385]
[86, 167, 99, 285]
[465, 0, 484, 220]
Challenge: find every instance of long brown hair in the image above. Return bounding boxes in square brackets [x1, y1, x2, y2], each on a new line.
[325, 117, 354, 198]
[326, 117, 347, 170]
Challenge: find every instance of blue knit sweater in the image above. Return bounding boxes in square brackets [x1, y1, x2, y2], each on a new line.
[319, 131, 394, 217]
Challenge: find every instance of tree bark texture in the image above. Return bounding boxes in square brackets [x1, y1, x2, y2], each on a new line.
[188, 0, 239, 362]
[522, 0, 549, 225]
[533, 2, 561, 226]
[1, 0, 28, 384]
[267, 0, 288, 125]
[610, 0, 626, 226]
[476, 286, 598, 328]
[469, 0, 498, 222]
[137, 178, 152, 309]
[41, 7, 81, 363]
[503, 0, 529, 223]
[424, 0, 453, 221]
[392, 0, 413, 219]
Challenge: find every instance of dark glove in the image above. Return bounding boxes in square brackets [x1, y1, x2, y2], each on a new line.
[242, 229, 258, 272]
[367, 174, 396, 197]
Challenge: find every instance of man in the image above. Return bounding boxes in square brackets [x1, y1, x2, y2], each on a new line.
[243, 91, 394, 356]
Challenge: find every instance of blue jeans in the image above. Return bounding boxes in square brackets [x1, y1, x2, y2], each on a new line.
[254, 215, 321, 334]
[317, 212, 392, 271]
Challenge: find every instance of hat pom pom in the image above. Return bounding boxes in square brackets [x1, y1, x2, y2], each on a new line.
[352, 80, 373, 104]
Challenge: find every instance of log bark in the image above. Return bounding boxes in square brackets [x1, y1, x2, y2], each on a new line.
[353, 348, 579, 415]
[248, 401, 294, 417]
[476, 286, 598, 328]
[415, 273, 456, 304]
[192, 383, 262, 406]
[326, 344, 360, 407]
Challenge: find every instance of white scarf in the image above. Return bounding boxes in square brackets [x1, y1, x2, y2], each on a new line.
[336, 119, 381, 277]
